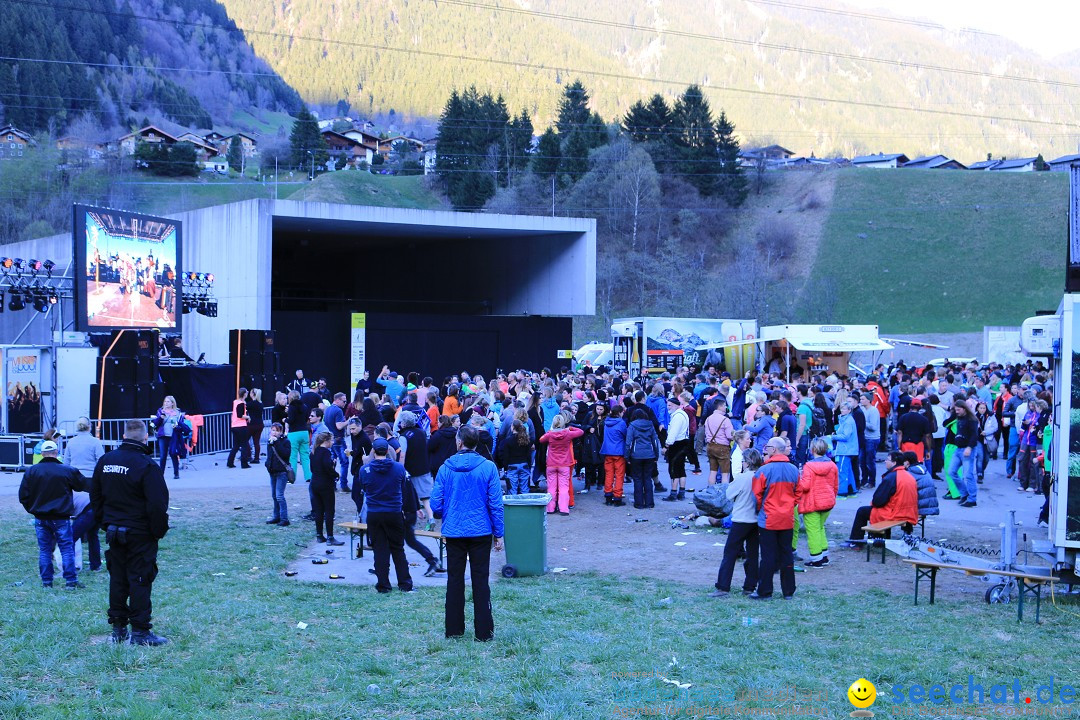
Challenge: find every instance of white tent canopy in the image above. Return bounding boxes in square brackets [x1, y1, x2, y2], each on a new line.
[697, 324, 893, 352]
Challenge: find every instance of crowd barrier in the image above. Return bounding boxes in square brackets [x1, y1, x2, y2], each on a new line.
[86, 407, 274, 456]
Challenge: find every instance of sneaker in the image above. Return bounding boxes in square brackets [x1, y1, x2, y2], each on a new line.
[326, 537, 344, 546]
[279, 520, 291, 527]
[424, 561, 439, 578]
[265, 518, 281, 524]
[341, 485, 351, 493]
[1026, 487, 1035, 493]
[612, 499, 626, 507]
[692, 469, 702, 475]
[748, 592, 772, 600]
[425, 520, 436, 532]
[1038, 520, 1049, 528]
[302, 513, 315, 521]
[661, 494, 678, 502]
[818, 556, 830, 566]
[64, 582, 85, 590]
[805, 560, 823, 568]
[1016, 487, 1026, 492]
[129, 629, 170, 646]
[793, 553, 806, 562]
[579, 488, 589, 494]
[559, 511, 570, 516]
[708, 589, 730, 598]
[110, 626, 129, 644]
[316, 535, 327, 543]
[654, 484, 668, 492]
[959, 500, 977, 508]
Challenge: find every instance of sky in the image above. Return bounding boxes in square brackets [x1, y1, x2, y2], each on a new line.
[840, 0, 1080, 57]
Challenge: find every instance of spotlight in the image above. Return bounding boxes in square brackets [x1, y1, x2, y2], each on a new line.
[8, 289, 24, 311]
[42, 260, 55, 273]
[0, 290, 4, 312]
[28, 259, 42, 272]
[11, 258, 23, 270]
[206, 273, 214, 285]
[0, 257, 11, 270]
[196, 298, 218, 317]
[182, 297, 193, 314]
[33, 295, 48, 312]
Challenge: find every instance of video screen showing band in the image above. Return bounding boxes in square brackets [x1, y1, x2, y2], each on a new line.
[74, 205, 182, 331]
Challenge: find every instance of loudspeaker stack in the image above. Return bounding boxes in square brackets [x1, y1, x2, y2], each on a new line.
[92, 329, 163, 419]
[229, 329, 283, 400]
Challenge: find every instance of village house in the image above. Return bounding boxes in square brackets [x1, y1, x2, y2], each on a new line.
[1047, 154, 1080, 171]
[901, 155, 967, 170]
[320, 129, 374, 168]
[987, 157, 1038, 172]
[851, 152, 909, 169]
[0, 124, 35, 158]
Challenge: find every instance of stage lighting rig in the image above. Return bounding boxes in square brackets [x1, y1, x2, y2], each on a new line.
[8, 288, 25, 311]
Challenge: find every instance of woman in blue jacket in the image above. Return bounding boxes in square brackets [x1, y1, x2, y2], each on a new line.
[431, 425, 505, 641]
[830, 399, 860, 497]
[599, 405, 628, 506]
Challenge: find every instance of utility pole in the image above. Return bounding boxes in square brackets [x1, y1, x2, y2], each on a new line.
[551, 174, 555, 217]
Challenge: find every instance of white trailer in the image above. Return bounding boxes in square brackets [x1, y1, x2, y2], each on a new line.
[610, 316, 758, 378]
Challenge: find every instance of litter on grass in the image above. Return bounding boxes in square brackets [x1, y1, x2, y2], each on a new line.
[658, 597, 672, 606]
[660, 676, 691, 690]
[553, 567, 568, 573]
[296, 622, 308, 630]
[211, 573, 226, 577]
[674, 542, 687, 547]
[681, 531, 697, 536]
[742, 617, 760, 627]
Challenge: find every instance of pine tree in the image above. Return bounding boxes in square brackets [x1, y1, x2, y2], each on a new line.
[533, 128, 561, 177]
[623, 100, 653, 143]
[560, 130, 590, 188]
[556, 80, 591, 136]
[507, 109, 534, 178]
[715, 110, 747, 206]
[668, 85, 719, 197]
[289, 107, 328, 172]
[227, 135, 244, 173]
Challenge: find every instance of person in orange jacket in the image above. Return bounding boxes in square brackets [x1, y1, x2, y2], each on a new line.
[540, 414, 584, 515]
[795, 438, 838, 567]
[865, 374, 890, 444]
[750, 437, 800, 599]
[846, 451, 919, 544]
[442, 384, 463, 418]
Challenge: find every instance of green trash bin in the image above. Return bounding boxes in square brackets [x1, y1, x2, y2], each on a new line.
[500, 493, 551, 578]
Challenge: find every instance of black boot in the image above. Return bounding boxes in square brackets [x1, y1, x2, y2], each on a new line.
[676, 488, 685, 500]
[661, 492, 679, 502]
[110, 624, 129, 644]
[604, 494, 613, 505]
[129, 629, 170, 646]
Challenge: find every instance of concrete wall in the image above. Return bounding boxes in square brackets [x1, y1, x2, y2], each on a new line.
[0, 200, 596, 365]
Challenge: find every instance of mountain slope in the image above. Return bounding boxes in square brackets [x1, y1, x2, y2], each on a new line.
[0, 0, 302, 134]
[219, 0, 1080, 160]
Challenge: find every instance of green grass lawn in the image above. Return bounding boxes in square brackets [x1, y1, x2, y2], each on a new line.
[812, 169, 1068, 333]
[118, 176, 307, 216]
[287, 171, 445, 210]
[2, 492, 1079, 719]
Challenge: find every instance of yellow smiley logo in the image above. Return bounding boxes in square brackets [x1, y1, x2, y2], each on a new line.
[848, 678, 876, 709]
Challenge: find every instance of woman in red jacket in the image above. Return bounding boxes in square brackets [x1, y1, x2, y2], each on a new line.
[540, 414, 584, 515]
[795, 438, 838, 567]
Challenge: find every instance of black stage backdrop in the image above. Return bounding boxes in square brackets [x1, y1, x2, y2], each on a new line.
[273, 311, 572, 396]
[157, 365, 234, 415]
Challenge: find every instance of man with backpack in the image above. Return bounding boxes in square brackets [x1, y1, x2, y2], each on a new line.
[795, 385, 815, 466]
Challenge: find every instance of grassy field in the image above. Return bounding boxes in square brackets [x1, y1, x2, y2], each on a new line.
[286, 171, 445, 210]
[2, 490, 1079, 719]
[118, 176, 307, 216]
[811, 168, 1068, 333]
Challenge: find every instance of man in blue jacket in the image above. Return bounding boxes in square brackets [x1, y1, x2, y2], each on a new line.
[431, 425, 505, 641]
[359, 437, 413, 594]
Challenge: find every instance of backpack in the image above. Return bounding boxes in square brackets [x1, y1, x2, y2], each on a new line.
[809, 406, 827, 438]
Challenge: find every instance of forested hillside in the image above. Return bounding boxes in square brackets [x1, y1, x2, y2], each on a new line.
[219, 0, 1080, 160]
[0, 0, 302, 134]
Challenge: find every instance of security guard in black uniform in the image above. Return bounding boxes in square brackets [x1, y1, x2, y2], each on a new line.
[90, 419, 170, 645]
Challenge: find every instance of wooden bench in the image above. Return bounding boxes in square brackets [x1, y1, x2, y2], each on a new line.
[902, 558, 1058, 623]
[861, 516, 927, 563]
[337, 521, 446, 565]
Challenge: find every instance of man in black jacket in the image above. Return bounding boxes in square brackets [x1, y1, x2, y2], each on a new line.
[91, 420, 171, 646]
[19, 440, 85, 589]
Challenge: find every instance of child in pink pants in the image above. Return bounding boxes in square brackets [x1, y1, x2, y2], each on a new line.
[540, 415, 583, 515]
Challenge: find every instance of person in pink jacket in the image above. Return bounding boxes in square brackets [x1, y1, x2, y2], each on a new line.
[540, 414, 584, 515]
[795, 438, 838, 567]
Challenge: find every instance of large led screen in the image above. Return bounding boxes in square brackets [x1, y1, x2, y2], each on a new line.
[73, 205, 182, 332]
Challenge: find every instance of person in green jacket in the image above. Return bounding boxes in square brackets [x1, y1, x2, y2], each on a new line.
[1038, 421, 1052, 528]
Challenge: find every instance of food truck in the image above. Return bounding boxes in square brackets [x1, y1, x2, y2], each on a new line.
[694, 324, 894, 381]
[610, 317, 758, 378]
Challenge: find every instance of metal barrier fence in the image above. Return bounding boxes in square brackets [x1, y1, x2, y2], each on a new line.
[90, 407, 274, 455]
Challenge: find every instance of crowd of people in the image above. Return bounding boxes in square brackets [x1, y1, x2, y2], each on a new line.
[15, 351, 1056, 640]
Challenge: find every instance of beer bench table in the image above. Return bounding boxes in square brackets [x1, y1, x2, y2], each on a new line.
[901, 558, 1058, 623]
[862, 516, 927, 563]
[337, 521, 446, 565]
